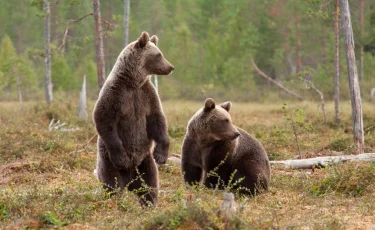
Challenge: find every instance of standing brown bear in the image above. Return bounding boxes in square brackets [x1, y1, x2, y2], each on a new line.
[93, 31, 174, 206]
[181, 98, 270, 195]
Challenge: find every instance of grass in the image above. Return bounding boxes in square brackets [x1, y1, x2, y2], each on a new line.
[1, 98, 375, 229]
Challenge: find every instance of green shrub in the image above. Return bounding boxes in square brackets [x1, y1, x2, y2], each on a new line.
[310, 163, 375, 197]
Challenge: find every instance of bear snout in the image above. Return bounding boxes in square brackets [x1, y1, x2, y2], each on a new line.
[230, 131, 240, 140]
[170, 65, 175, 71]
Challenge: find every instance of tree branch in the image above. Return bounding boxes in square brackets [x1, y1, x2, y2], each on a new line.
[58, 13, 116, 52]
[303, 77, 327, 122]
[58, 13, 94, 52]
[251, 59, 304, 100]
[101, 19, 113, 31]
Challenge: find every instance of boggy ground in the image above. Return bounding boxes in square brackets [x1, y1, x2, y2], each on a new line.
[1, 98, 375, 229]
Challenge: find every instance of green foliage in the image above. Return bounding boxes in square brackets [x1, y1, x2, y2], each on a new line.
[51, 55, 75, 91]
[73, 55, 97, 90]
[1, 0, 375, 100]
[41, 211, 68, 227]
[309, 163, 375, 197]
[0, 203, 9, 220]
[28, 0, 43, 10]
[0, 35, 38, 93]
[0, 35, 17, 88]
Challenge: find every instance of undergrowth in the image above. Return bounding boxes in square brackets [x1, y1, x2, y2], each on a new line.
[1, 100, 375, 229]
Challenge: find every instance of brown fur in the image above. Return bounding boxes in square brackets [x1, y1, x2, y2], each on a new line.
[93, 31, 174, 206]
[181, 98, 271, 195]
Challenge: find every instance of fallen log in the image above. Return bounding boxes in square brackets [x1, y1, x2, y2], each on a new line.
[270, 153, 375, 169]
[167, 153, 375, 169]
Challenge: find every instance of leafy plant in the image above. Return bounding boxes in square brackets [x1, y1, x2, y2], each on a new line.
[40, 211, 68, 227]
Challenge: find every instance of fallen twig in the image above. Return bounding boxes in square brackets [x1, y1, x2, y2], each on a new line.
[68, 134, 98, 155]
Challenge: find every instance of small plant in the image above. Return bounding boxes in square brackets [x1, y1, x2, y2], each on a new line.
[0, 203, 9, 220]
[40, 211, 68, 228]
[168, 216, 181, 229]
[282, 102, 302, 158]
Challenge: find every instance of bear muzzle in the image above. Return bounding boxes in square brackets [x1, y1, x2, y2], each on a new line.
[165, 64, 174, 74]
[158, 62, 174, 75]
[231, 131, 240, 140]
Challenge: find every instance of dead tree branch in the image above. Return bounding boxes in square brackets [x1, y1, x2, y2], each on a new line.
[303, 78, 327, 122]
[58, 13, 115, 52]
[58, 13, 94, 52]
[251, 59, 304, 100]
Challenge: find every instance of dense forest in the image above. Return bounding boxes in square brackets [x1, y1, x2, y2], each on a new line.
[1, 0, 375, 101]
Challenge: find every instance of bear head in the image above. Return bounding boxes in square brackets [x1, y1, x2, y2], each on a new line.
[134, 31, 174, 75]
[115, 31, 174, 87]
[190, 98, 240, 143]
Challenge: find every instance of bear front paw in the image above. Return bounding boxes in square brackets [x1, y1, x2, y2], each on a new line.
[153, 144, 168, 164]
[154, 154, 168, 164]
[109, 153, 133, 169]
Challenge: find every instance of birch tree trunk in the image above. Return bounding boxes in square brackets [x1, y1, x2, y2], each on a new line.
[334, 0, 340, 123]
[340, 0, 364, 154]
[43, 0, 53, 104]
[123, 0, 130, 47]
[93, 0, 106, 91]
[359, 0, 364, 82]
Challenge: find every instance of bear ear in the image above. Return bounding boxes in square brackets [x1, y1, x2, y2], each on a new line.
[220, 101, 232, 112]
[135, 31, 150, 49]
[204, 98, 216, 112]
[150, 35, 159, 46]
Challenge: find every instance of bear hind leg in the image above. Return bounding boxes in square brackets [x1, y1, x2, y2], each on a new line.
[97, 140, 123, 196]
[127, 154, 158, 207]
[233, 164, 268, 196]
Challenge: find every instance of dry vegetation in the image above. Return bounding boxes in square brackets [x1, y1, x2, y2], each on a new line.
[1, 97, 375, 229]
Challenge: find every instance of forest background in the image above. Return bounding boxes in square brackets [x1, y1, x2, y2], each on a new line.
[1, 0, 375, 103]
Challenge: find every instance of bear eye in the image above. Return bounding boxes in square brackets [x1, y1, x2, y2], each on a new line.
[156, 53, 162, 58]
[224, 119, 229, 123]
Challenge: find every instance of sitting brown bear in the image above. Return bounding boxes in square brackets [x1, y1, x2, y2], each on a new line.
[181, 98, 270, 195]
